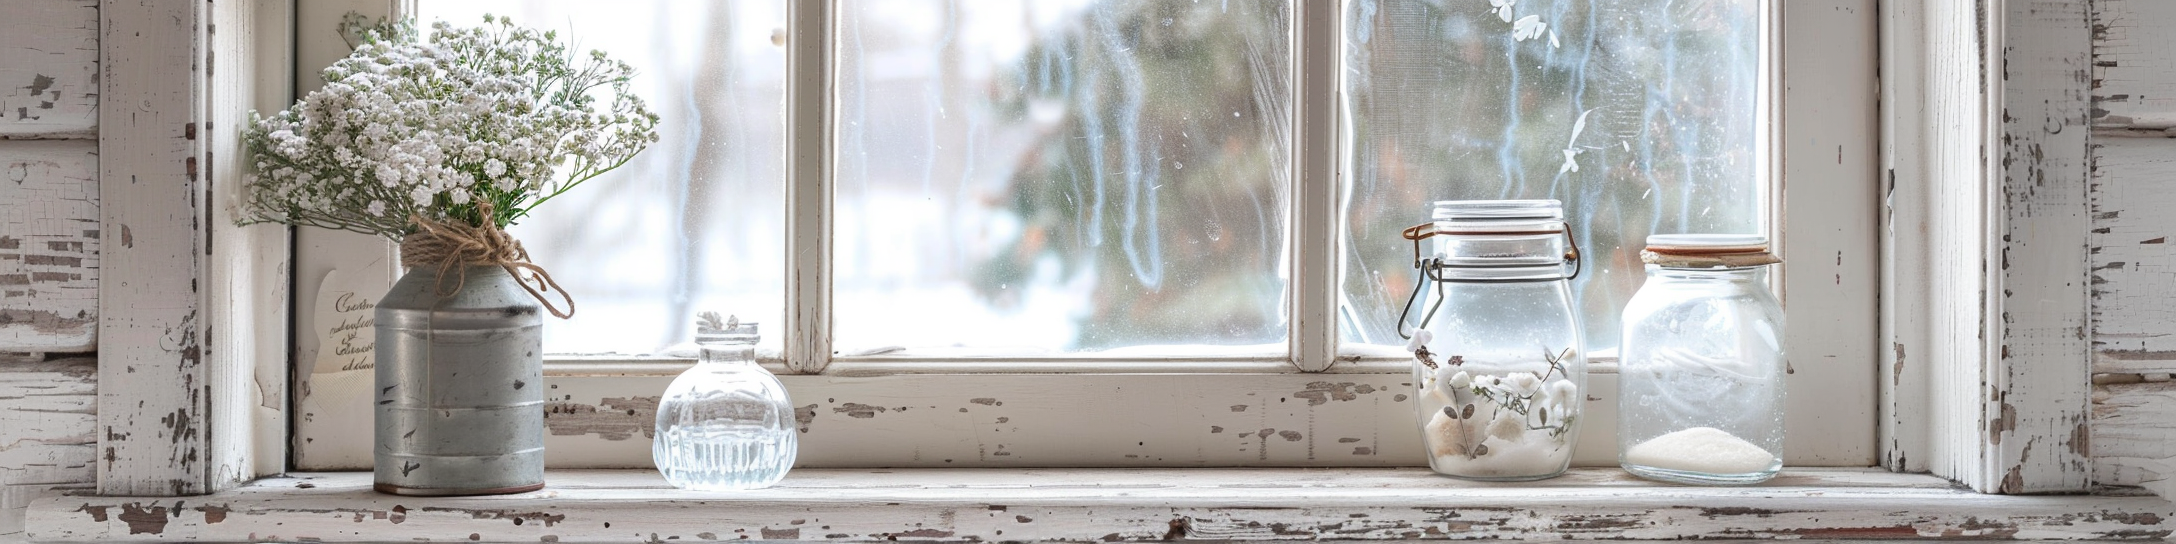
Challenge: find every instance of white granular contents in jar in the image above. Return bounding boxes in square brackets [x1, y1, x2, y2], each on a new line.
[1624, 427, 1774, 474]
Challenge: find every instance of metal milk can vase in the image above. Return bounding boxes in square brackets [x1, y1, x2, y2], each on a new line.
[374, 264, 545, 496]
[1399, 200, 1587, 481]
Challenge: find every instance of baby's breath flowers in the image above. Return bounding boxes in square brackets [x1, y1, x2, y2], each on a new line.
[241, 14, 660, 238]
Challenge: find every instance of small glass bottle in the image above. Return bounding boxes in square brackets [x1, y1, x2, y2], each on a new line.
[1400, 200, 1587, 481]
[653, 314, 797, 490]
[1618, 234, 1785, 485]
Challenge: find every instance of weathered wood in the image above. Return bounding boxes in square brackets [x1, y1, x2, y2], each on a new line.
[206, 0, 295, 484]
[0, 356, 98, 541]
[783, 0, 835, 374]
[1991, 0, 2094, 494]
[1878, 0, 1937, 476]
[0, 484, 90, 543]
[0, 141, 98, 352]
[2094, 380, 2176, 500]
[0, 0, 98, 139]
[26, 468, 2176, 543]
[2087, 139, 2176, 376]
[1882, 0, 2097, 494]
[2090, 0, 2176, 133]
[1777, 0, 1880, 468]
[1882, 0, 2001, 490]
[96, 0, 211, 496]
[299, 360, 1910, 471]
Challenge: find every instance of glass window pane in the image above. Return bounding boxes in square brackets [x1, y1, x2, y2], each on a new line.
[1341, 0, 1764, 354]
[835, 0, 1292, 355]
[416, 1, 788, 356]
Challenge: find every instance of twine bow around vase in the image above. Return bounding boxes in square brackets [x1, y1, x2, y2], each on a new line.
[399, 202, 575, 319]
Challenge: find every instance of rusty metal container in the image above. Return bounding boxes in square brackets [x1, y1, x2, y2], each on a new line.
[373, 265, 545, 496]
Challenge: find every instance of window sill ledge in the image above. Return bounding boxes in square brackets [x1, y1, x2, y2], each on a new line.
[25, 468, 2175, 542]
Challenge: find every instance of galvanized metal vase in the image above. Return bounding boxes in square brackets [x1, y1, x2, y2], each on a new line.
[373, 265, 545, 496]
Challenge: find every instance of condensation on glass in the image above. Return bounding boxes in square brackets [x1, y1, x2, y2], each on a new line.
[1341, 0, 1765, 355]
[834, 1, 1292, 355]
[416, 1, 788, 356]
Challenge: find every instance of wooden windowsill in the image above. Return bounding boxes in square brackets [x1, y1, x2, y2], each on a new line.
[24, 468, 2176, 542]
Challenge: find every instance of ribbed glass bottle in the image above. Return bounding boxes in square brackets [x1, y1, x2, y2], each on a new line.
[653, 317, 797, 490]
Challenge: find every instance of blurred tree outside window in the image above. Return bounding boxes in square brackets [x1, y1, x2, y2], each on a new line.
[416, 0, 1760, 359]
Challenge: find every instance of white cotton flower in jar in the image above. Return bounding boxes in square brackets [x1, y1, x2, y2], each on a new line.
[1545, 379, 1577, 407]
[1507, 372, 1542, 396]
[1405, 329, 1434, 354]
[1487, 411, 1526, 443]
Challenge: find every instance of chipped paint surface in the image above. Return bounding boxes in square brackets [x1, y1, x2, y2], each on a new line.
[0, 141, 98, 352]
[1988, 0, 2094, 494]
[0, 355, 97, 540]
[2087, 0, 2176, 501]
[545, 397, 661, 441]
[0, 0, 97, 139]
[23, 469, 2176, 542]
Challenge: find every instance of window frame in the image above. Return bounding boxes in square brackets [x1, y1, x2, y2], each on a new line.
[273, 0, 1885, 472]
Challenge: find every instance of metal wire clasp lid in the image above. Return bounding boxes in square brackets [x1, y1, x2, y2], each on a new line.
[1393, 218, 1583, 340]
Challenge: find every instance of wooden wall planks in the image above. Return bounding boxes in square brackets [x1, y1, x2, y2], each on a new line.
[0, 0, 104, 537]
[0, 355, 97, 540]
[0, 0, 98, 140]
[0, 142, 98, 353]
[2087, 0, 2176, 501]
[2087, 138, 2176, 376]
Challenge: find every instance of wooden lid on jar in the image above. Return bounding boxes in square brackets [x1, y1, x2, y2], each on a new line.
[1640, 234, 1781, 268]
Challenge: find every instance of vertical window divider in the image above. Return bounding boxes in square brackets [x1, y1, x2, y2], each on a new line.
[1289, 0, 1345, 372]
[1290, 0, 1344, 372]
[785, 0, 837, 375]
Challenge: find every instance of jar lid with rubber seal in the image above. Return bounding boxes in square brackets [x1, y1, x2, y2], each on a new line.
[1639, 233, 1781, 269]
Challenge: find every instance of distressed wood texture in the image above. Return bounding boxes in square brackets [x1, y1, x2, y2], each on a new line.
[2089, 14, 2176, 377]
[2086, 0, 2176, 500]
[95, 0, 294, 496]
[0, 355, 97, 541]
[96, 0, 212, 497]
[0, 142, 98, 352]
[0, 0, 98, 139]
[304, 364, 1658, 470]
[2089, 0, 2176, 133]
[1882, 0, 2002, 489]
[26, 469, 2176, 543]
[1991, 0, 2094, 494]
[1775, 0, 1880, 468]
[1881, 0, 2095, 494]
[2094, 379, 2176, 500]
[1878, 0, 1939, 476]
[206, 0, 295, 485]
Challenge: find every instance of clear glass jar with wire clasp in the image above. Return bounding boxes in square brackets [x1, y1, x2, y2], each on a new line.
[1399, 200, 1588, 481]
[1617, 234, 1785, 485]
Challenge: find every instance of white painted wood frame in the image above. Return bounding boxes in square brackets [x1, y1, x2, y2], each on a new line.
[94, 0, 293, 496]
[1879, 0, 2096, 494]
[287, 0, 1884, 472]
[29, 469, 2176, 543]
[784, 0, 836, 376]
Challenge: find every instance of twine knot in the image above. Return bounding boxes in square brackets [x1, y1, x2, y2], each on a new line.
[399, 202, 574, 319]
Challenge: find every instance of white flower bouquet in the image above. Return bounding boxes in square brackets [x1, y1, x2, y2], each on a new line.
[242, 15, 660, 316]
